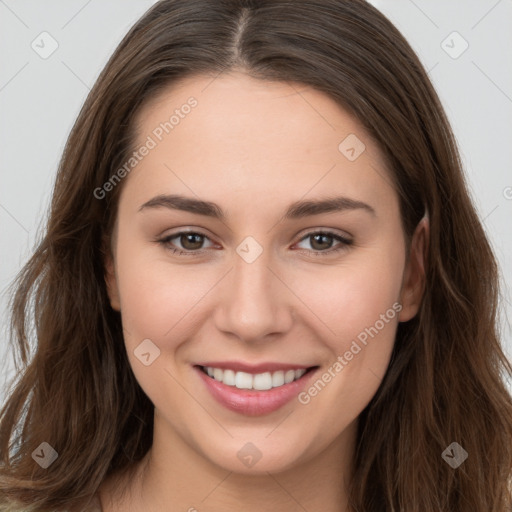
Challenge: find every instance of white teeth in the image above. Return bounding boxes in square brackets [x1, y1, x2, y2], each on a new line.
[253, 372, 272, 391]
[295, 369, 306, 380]
[223, 369, 236, 386]
[203, 366, 309, 390]
[235, 371, 253, 389]
[284, 370, 296, 384]
[271, 370, 285, 387]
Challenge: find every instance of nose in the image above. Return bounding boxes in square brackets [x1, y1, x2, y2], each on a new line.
[213, 246, 294, 344]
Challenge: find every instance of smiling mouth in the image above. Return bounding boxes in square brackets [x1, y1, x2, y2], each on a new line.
[197, 365, 318, 391]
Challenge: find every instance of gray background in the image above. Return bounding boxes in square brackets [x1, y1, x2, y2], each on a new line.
[1, 0, 511, 399]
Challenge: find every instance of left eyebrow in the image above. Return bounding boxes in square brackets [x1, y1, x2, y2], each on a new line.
[138, 194, 376, 220]
[284, 196, 376, 219]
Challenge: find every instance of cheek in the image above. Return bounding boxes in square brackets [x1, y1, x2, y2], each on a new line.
[113, 241, 216, 413]
[294, 259, 404, 428]
[292, 243, 404, 413]
[294, 243, 405, 350]
[113, 235, 215, 352]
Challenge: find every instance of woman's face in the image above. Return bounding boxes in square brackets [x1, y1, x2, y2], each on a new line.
[106, 72, 425, 474]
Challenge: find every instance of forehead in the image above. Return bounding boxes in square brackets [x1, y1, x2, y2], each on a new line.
[124, 72, 397, 220]
[135, 71, 374, 157]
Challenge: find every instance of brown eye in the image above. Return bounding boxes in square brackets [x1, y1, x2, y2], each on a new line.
[295, 230, 353, 255]
[179, 233, 205, 250]
[310, 233, 335, 251]
[158, 231, 215, 255]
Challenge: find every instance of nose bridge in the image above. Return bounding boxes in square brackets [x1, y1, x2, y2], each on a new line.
[214, 241, 292, 342]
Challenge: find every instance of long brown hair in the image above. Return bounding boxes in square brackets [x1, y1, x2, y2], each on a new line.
[1, 1, 511, 510]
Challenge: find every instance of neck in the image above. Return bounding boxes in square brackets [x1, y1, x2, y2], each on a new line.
[99, 412, 358, 512]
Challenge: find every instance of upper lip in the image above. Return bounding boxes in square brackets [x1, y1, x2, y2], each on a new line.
[195, 361, 317, 374]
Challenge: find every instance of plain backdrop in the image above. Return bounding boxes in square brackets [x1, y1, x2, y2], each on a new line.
[1, 0, 511, 401]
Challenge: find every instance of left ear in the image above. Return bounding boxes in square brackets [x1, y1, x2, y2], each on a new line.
[398, 215, 429, 322]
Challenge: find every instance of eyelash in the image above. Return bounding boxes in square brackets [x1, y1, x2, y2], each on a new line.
[157, 229, 353, 257]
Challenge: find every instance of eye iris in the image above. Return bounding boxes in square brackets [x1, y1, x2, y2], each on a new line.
[181, 233, 204, 250]
[311, 233, 333, 250]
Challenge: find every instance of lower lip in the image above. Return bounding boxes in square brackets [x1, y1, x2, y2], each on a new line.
[194, 366, 317, 416]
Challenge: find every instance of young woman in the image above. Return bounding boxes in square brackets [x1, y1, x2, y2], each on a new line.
[1, 0, 511, 511]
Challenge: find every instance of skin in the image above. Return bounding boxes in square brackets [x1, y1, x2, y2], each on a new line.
[101, 71, 428, 512]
